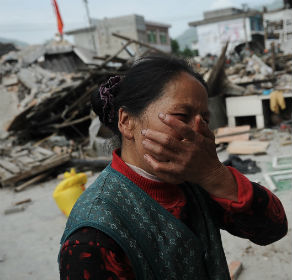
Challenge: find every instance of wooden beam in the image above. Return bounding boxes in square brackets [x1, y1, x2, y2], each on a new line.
[53, 115, 91, 129]
[236, 78, 276, 87]
[101, 40, 133, 68]
[14, 198, 32, 205]
[207, 41, 229, 97]
[215, 128, 262, 139]
[112, 32, 167, 55]
[14, 173, 49, 192]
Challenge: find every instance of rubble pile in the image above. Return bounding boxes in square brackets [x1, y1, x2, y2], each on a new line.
[225, 52, 292, 95]
[193, 49, 292, 97]
[0, 36, 291, 190]
[0, 41, 132, 189]
[227, 54, 273, 84]
[0, 36, 165, 189]
[191, 44, 292, 131]
[0, 40, 132, 139]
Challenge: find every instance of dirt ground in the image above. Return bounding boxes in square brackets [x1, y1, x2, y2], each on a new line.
[0, 87, 291, 279]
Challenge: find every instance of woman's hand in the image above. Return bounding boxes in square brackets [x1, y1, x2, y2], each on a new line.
[142, 113, 238, 201]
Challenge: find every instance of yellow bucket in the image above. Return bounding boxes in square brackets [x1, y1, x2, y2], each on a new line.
[53, 169, 87, 216]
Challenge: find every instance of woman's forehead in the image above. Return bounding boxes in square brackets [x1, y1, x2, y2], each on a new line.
[165, 72, 207, 95]
[163, 74, 208, 104]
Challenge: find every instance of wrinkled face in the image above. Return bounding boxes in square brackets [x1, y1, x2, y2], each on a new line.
[128, 71, 209, 171]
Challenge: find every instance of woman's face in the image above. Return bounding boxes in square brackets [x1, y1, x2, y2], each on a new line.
[130, 71, 209, 170]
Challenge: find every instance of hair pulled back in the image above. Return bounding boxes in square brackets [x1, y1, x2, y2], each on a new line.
[91, 55, 208, 137]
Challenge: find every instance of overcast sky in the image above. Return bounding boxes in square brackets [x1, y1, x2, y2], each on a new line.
[0, 0, 278, 45]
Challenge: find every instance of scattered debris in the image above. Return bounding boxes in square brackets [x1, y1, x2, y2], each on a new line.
[14, 173, 49, 192]
[192, 39, 292, 130]
[223, 155, 261, 174]
[3, 153, 70, 188]
[280, 135, 292, 146]
[0, 36, 165, 190]
[253, 129, 275, 141]
[263, 170, 292, 192]
[272, 155, 292, 169]
[0, 142, 70, 188]
[4, 206, 26, 215]
[14, 198, 32, 206]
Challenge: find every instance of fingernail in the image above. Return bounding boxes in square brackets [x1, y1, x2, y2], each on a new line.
[159, 113, 166, 119]
[141, 129, 146, 135]
[142, 140, 147, 145]
[199, 115, 206, 125]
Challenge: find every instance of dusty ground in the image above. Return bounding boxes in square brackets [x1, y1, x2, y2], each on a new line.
[0, 88, 291, 279]
[0, 175, 97, 280]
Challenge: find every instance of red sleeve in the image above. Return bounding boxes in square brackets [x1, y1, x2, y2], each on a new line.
[208, 167, 288, 245]
[210, 166, 253, 212]
[59, 227, 135, 280]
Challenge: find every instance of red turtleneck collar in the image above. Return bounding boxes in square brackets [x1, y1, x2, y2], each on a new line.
[111, 149, 185, 206]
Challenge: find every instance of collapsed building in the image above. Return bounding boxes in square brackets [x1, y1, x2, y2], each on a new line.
[0, 34, 168, 189]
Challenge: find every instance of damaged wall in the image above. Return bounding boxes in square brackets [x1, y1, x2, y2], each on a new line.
[264, 9, 292, 54]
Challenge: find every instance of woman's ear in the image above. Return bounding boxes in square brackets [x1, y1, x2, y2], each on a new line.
[118, 108, 135, 140]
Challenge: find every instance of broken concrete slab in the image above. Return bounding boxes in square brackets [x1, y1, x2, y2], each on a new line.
[2, 75, 18, 87]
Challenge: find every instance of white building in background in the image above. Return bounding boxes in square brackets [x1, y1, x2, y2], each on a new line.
[65, 14, 171, 59]
[188, 7, 264, 56]
[264, 8, 292, 54]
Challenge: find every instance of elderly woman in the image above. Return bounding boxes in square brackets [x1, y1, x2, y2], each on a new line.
[59, 55, 287, 280]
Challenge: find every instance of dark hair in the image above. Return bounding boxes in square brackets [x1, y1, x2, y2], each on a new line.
[91, 55, 208, 136]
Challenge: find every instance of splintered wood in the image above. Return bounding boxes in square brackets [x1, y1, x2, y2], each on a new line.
[215, 125, 251, 144]
[227, 141, 270, 155]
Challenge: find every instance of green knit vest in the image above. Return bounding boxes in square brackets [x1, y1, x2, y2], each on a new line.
[59, 165, 230, 280]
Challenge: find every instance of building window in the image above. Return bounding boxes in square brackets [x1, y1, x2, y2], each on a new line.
[287, 32, 292, 40]
[147, 30, 157, 44]
[159, 31, 167, 44]
[250, 16, 263, 31]
[266, 20, 283, 39]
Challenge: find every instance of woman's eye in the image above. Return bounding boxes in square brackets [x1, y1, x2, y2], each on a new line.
[173, 114, 189, 122]
[203, 118, 210, 124]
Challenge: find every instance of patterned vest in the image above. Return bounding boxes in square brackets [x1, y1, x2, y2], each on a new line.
[59, 165, 230, 280]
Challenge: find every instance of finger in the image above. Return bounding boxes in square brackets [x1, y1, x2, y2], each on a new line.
[143, 154, 184, 184]
[194, 115, 215, 140]
[141, 129, 182, 152]
[142, 139, 178, 161]
[158, 113, 195, 140]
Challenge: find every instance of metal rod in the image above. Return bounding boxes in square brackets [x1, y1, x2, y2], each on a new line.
[83, 0, 97, 54]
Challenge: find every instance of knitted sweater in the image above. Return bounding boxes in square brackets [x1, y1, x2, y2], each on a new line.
[59, 150, 288, 280]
